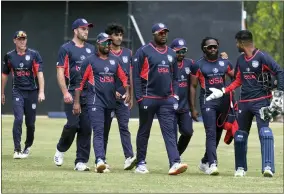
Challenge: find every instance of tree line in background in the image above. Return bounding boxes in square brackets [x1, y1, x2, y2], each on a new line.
[245, 1, 284, 67]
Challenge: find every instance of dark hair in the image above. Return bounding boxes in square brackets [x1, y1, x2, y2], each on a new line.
[201, 37, 219, 51]
[235, 30, 253, 42]
[105, 23, 125, 35]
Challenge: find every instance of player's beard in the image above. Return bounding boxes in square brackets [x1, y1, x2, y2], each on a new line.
[206, 51, 219, 60]
[99, 47, 109, 55]
[177, 55, 184, 62]
[77, 34, 87, 42]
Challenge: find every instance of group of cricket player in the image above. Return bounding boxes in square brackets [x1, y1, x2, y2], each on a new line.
[2, 18, 283, 177]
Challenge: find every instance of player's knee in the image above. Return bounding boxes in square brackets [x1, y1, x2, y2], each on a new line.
[259, 127, 274, 139]
[181, 129, 193, 137]
[14, 117, 23, 126]
[26, 124, 35, 131]
[234, 130, 248, 143]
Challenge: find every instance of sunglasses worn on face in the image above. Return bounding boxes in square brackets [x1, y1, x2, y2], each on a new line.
[99, 40, 112, 47]
[204, 45, 218, 50]
[176, 49, 187, 54]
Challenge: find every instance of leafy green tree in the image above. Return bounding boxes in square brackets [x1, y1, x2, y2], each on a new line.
[247, 1, 284, 67]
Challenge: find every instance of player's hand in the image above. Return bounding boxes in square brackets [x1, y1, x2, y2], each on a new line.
[63, 92, 73, 104]
[123, 92, 131, 104]
[191, 109, 199, 122]
[38, 91, 45, 103]
[1, 94, 5, 105]
[116, 91, 122, 100]
[128, 96, 134, 109]
[72, 102, 81, 115]
[220, 52, 228, 59]
[206, 88, 224, 101]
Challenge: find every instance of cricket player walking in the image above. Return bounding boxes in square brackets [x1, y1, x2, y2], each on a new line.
[133, 23, 188, 175]
[2, 30, 45, 159]
[105, 23, 136, 170]
[73, 32, 130, 173]
[190, 37, 235, 175]
[206, 30, 284, 177]
[54, 18, 94, 171]
[169, 38, 194, 156]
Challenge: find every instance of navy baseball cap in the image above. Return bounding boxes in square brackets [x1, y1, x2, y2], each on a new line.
[14, 30, 27, 39]
[170, 38, 187, 51]
[72, 18, 93, 30]
[96, 32, 112, 43]
[152, 23, 169, 34]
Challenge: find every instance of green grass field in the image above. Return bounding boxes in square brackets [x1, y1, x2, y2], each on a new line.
[1, 117, 283, 193]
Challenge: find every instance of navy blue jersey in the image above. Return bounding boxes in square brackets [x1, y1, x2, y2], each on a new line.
[76, 54, 129, 109]
[177, 58, 194, 112]
[110, 47, 132, 95]
[225, 49, 284, 102]
[191, 57, 233, 102]
[133, 42, 178, 101]
[56, 41, 95, 91]
[2, 48, 43, 90]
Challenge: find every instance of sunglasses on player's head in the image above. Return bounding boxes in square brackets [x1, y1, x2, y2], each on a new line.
[99, 40, 112, 47]
[176, 49, 188, 54]
[204, 45, 218, 50]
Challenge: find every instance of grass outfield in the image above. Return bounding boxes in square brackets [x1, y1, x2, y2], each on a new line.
[1, 117, 283, 193]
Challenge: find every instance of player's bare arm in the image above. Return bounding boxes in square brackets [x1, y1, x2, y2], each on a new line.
[129, 67, 134, 109]
[37, 72, 45, 102]
[57, 68, 73, 104]
[73, 90, 81, 115]
[1, 73, 8, 105]
[190, 74, 199, 121]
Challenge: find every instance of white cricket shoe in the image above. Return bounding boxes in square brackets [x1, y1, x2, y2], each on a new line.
[13, 151, 25, 159]
[95, 159, 106, 173]
[124, 156, 137, 170]
[74, 162, 90, 171]
[22, 147, 31, 159]
[54, 149, 64, 166]
[234, 167, 246, 177]
[135, 162, 149, 174]
[198, 161, 209, 173]
[168, 162, 188, 175]
[205, 163, 219, 175]
[263, 166, 274, 177]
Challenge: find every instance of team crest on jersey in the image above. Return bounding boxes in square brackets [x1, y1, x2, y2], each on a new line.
[167, 55, 173, 62]
[185, 67, 190, 74]
[104, 67, 109, 73]
[80, 55, 86, 60]
[162, 60, 166, 65]
[219, 61, 224, 66]
[19, 63, 24, 68]
[122, 56, 128, 63]
[86, 48, 91, 53]
[252, 60, 259, 68]
[212, 68, 218, 74]
[109, 60, 115, 65]
[246, 67, 250, 72]
[25, 55, 30, 61]
[178, 40, 184, 45]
